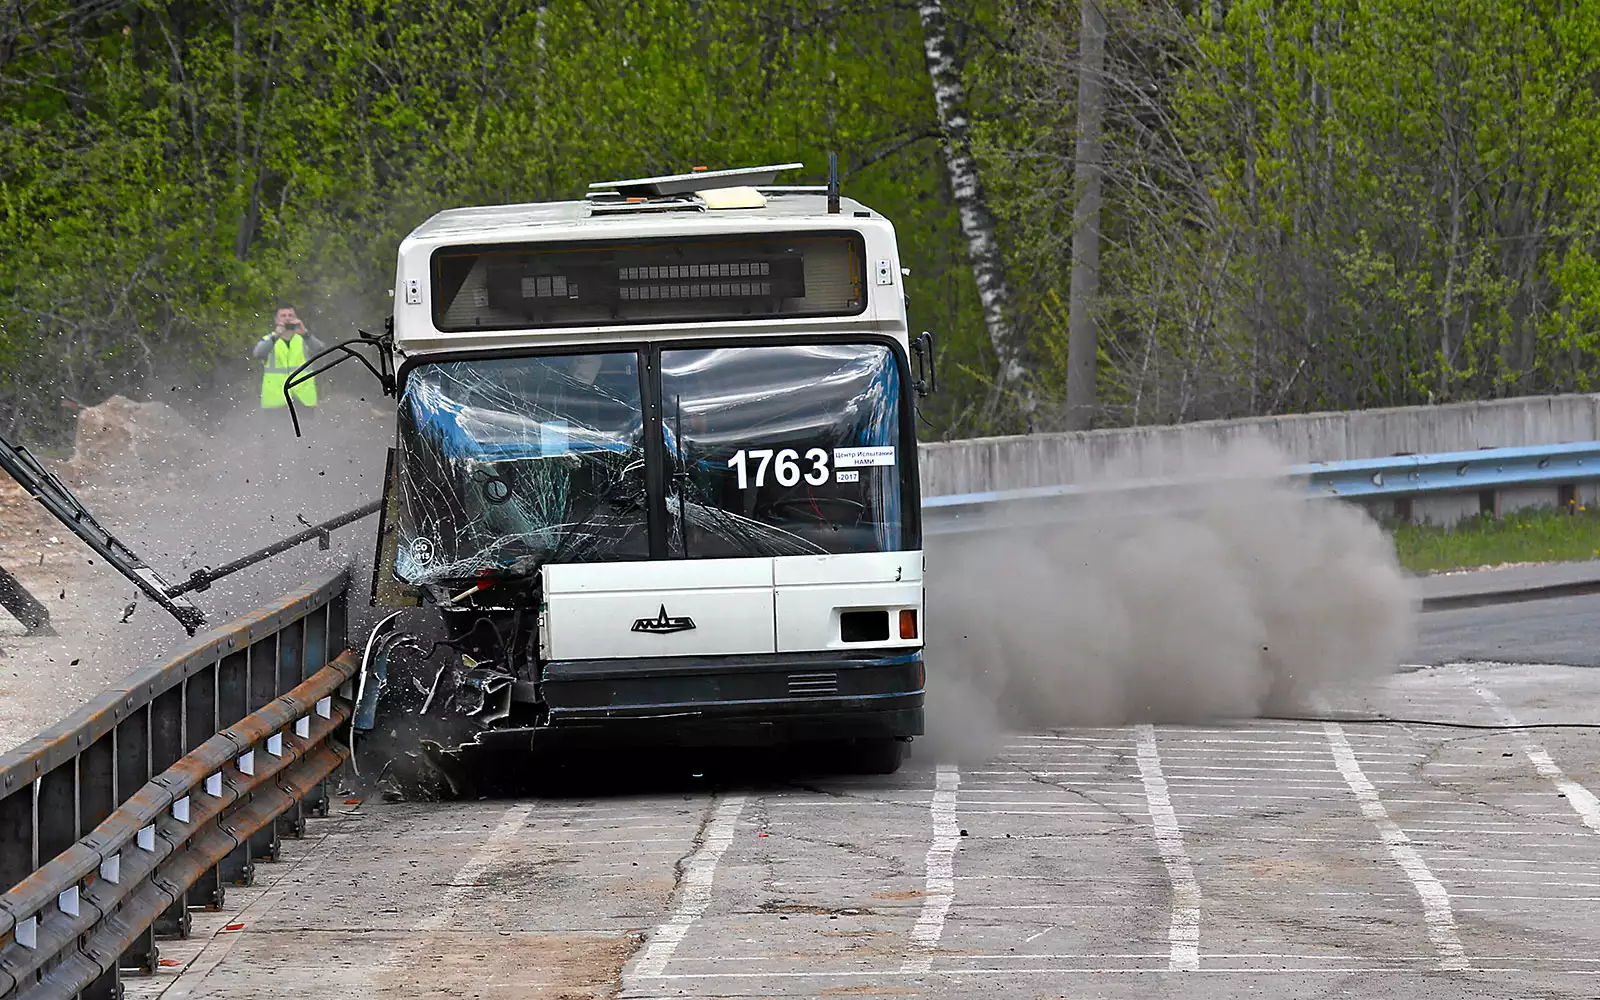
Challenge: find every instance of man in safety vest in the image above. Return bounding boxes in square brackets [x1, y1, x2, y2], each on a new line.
[252, 305, 326, 419]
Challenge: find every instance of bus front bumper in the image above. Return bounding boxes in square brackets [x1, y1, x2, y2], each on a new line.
[536, 649, 924, 745]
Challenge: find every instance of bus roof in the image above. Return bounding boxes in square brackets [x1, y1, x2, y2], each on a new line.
[392, 188, 903, 356]
[402, 191, 881, 248]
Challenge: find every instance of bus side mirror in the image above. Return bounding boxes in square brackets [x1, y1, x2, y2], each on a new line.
[911, 331, 937, 396]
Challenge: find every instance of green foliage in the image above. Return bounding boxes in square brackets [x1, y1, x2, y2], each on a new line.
[1393, 506, 1600, 573]
[0, 0, 985, 441]
[9, 0, 1600, 443]
[984, 0, 1600, 426]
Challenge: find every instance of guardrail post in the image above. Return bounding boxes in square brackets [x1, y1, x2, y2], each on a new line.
[150, 686, 189, 939]
[82, 732, 115, 832]
[77, 733, 123, 999]
[216, 649, 255, 886]
[116, 704, 159, 973]
[308, 591, 349, 817]
[301, 601, 331, 814]
[247, 637, 282, 863]
[1559, 483, 1579, 512]
[185, 663, 226, 910]
[0, 781, 33, 894]
[81, 966, 120, 1000]
[276, 618, 308, 839]
[38, 759, 78, 868]
[1479, 490, 1499, 519]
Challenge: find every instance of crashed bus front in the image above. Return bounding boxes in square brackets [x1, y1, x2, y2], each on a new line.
[363, 165, 931, 777]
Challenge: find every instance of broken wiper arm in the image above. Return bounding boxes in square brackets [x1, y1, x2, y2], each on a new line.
[168, 498, 382, 599]
[0, 426, 382, 635]
[0, 430, 206, 634]
[284, 326, 396, 438]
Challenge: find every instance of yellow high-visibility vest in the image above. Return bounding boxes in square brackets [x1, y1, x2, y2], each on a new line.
[260, 334, 318, 409]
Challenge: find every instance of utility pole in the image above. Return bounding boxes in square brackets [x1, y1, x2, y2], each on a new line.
[1066, 0, 1106, 430]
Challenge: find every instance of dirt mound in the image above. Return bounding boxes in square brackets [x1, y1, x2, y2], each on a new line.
[67, 396, 206, 481]
[0, 476, 52, 555]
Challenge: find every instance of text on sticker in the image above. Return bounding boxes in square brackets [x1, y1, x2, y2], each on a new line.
[833, 446, 895, 468]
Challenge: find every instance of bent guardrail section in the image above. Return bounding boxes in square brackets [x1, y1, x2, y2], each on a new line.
[0, 572, 351, 1000]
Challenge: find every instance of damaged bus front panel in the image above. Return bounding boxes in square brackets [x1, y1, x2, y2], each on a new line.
[368, 201, 924, 772]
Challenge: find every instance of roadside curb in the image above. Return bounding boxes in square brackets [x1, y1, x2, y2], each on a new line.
[1419, 562, 1600, 613]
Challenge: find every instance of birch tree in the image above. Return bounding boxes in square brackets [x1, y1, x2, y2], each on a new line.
[917, 0, 1037, 425]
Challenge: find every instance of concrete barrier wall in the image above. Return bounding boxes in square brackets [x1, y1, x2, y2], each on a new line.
[917, 394, 1600, 498]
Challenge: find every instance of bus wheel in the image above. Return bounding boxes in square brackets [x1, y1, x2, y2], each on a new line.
[846, 738, 906, 775]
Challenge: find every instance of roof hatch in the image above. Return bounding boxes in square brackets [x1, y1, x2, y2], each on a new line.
[589, 162, 803, 198]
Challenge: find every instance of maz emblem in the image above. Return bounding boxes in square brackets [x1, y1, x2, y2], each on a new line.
[632, 605, 696, 635]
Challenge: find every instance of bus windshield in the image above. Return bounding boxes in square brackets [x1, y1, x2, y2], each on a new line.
[661, 343, 905, 558]
[394, 342, 908, 585]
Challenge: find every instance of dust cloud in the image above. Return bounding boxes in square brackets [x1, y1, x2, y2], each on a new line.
[0, 366, 394, 751]
[923, 439, 1417, 761]
[68, 383, 393, 666]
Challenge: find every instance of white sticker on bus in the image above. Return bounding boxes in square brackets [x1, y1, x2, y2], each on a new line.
[834, 446, 895, 468]
[835, 470, 860, 484]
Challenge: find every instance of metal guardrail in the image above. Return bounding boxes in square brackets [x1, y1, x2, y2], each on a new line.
[0, 572, 351, 1000]
[922, 441, 1600, 535]
[1301, 441, 1600, 499]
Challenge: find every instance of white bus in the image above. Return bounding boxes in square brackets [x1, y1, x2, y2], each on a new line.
[363, 163, 932, 778]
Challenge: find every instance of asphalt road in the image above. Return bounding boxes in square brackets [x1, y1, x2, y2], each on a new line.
[1417, 595, 1600, 667]
[1415, 563, 1600, 667]
[122, 659, 1600, 1000]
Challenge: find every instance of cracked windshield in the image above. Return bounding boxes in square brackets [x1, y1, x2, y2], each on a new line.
[394, 342, 906, 583]
[395, 352, 648, 584]
[662, 342, 904, 558]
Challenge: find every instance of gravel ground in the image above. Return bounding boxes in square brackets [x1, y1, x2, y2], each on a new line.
[0, 396, 388, 754]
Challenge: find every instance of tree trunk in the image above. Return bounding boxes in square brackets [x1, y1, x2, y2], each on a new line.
[916, 0, 1036, 426]
[1065, 0, 1106, 430]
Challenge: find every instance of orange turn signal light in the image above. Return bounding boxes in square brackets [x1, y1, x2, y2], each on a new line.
[899, 609, 918, 640]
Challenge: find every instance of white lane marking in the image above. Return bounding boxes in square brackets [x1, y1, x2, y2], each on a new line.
[1024, 925, 1056, 943]
[350, 802, 534, 997]
[1323, 721, 1467, 971]
[414, 803, 535, 932]
[900, 764, 961, 975]
[1134, 724, 1201, 972]
[630, 794, 749, 979]
[1472, 684, 1600, 834]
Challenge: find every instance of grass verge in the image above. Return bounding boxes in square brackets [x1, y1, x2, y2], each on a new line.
[1392, 506, 1600, 573]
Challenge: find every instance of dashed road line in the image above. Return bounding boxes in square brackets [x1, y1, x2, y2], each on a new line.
[900, 763, 961, 974]
[630, 793, 749, 979]
[1323, 721, 1467, 971]
[349, 802, 535, 997]
[1473, 683, 1600, 834]
[1134, 724, 1201, 972]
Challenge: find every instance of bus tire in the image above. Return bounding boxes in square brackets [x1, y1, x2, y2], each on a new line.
[847, 738, 906, 775]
